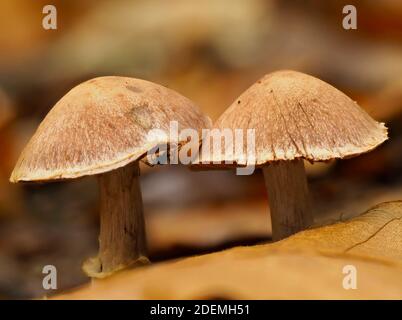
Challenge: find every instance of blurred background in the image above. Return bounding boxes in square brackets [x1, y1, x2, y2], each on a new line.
[1, 0, 402, 299]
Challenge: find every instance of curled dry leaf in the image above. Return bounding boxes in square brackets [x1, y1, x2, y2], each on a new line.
[53, 201, 402, 300]
[275, 201, 402, 262]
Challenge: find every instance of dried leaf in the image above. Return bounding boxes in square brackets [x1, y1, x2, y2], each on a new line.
[277, 201, 402, 262]
[53, 201, 402, 299]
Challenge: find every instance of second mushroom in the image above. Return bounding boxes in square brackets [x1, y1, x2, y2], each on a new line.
[197, 70, 388, 241]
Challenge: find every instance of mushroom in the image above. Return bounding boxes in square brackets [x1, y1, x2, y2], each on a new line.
[10, 76, 211, 277]
[197, 70, 388, 241]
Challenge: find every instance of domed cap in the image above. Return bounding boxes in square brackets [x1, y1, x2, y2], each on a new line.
[199, 70, 388, 166]
[11, 76, 211, 182]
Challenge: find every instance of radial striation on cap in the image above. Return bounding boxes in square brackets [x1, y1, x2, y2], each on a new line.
[200, 70, 388, 166]
[11, 76, 211, 182]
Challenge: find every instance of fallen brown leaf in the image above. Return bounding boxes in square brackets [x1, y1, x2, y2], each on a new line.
[53, 201, 402, 299]
[277, 201, 402, 262]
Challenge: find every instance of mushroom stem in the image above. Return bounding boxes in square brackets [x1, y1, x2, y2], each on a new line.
[262, 159, 313, 241]
[98, 161, 147, 274]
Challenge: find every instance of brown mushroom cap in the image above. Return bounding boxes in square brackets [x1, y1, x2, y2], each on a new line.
[199, 70, 388, 166]
[10, 76, 211, 182]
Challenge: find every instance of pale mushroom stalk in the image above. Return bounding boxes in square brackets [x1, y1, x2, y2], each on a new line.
[98, 161, 146, 274]
[262, 159, 312, 241]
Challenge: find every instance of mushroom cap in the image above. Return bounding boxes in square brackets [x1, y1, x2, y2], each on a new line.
[11, 76, 211, 182]
[198, 70, 388, 166]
